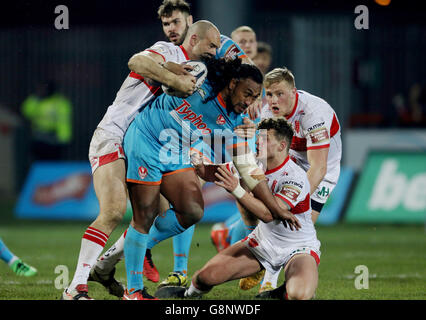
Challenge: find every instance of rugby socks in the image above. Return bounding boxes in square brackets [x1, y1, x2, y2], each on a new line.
[172, 225, 195, 275]
[146, 209, 186, 249]
[95, 230, 126, 274]
[124, 225, 148, 293]
[68, 226, 109, 291]
[185, 278, 211, 298]
[0, 237, 17, 265]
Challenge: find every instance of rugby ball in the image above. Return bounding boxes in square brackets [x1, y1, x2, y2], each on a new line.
[162, 60, 207, 98]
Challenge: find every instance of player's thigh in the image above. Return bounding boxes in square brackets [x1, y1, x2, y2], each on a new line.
[157, 176, 204, 215]
[161, 168, 204, 216]
[93, 159, 127, 212]
[127, 182, 161, 233]
[284, 253, 318, 299]
[199, 241, 262, 284]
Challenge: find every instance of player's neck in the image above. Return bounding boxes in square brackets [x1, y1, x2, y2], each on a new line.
[267, 152, 288, 172]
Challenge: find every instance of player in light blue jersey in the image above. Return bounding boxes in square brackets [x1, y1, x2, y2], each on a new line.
[121, 58, 300, 300]
[90, 0, 257, 295]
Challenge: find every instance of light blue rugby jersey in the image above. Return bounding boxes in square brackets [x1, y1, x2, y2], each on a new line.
[133, 80, 250, 165]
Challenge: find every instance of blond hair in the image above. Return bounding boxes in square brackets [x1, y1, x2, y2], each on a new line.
[231, 25, 256, 39]
[264, 67, 295, 89]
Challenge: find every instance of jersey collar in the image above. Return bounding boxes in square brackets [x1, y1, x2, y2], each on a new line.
[285, 92, 299, 120]
[179, 45, 190, 60]
[217, 93, 229, 111]
[265, 155, 290, 175]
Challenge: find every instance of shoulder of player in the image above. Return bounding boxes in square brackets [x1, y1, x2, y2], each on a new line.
[282, 159, 308, 184]
[298, 90, 334, 115]
[146, 41, 185, 60]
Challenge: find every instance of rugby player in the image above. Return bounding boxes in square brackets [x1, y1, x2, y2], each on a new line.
[180, 117, 320, 300]
[91, 0, 256, 291]
[121, 58, 300, 300]
[255, 67, 341, 296]
[62, 20, 221, 300]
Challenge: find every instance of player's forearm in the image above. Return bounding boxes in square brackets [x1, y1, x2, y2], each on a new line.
[250, 180, 285, 220]
[234, 191, 273, 223]
[306, 164, 327, 195]
[128, 54, 178, 88]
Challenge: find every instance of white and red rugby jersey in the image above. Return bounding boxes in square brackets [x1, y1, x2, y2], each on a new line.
[262, 90, 342, 185]
[257, 155, 318, 245]
[97, 41, 190, 140]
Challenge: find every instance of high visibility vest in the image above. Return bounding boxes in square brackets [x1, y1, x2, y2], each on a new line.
[22, 94, 72, 143]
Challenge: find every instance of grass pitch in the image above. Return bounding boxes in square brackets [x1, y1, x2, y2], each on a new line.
[0, 200, 425, 300]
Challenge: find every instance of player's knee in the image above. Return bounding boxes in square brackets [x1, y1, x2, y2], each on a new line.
[196, 268, 218, 288]
[179, 203, 204, 227]
[286, 282, 314, 300]
[98, 204, 126, 227]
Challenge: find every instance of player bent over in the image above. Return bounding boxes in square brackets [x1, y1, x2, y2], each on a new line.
[174, 118, 320, 300]
[121, 59, 300, 300]
[61, 21, 227, 300]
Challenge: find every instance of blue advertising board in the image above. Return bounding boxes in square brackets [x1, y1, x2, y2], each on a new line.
[15, 162, 99, 220]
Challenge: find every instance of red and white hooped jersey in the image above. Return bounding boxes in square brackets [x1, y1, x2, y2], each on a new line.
[97, 41, 190, 141]
[257, 155, 318, 245]
[262, 90, 342, 185]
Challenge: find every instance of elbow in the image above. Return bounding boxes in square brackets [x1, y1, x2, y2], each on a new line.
[128, 54, 143, 73]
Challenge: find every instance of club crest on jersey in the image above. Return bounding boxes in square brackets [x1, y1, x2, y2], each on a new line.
[216, 115, 226, 125]
[138, 166, 148, 180]
[175, 100, 212, 134]
[280, 185, 301, 202]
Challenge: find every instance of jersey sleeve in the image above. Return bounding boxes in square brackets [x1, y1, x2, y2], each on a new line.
[144, 41, 178, 63]
[301, 109, 331, 150]
[274, 173, 310, 214]
[216, 35, 247, 60]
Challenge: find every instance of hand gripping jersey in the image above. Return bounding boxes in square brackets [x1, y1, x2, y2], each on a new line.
[261, 90, 342, 186]
[96, 41, 190, 140]
[123, 80, 250, 184]
[98, 36, 245, 141]
[89, 36, 247, 172]
[245, 156, 321, 272]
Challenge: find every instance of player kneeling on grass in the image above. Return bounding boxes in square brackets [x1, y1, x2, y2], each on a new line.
[164, 117, 320, 300]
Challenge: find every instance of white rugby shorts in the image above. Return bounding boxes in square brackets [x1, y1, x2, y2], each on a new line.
[88, 127, 125, 173]
[243, 228, 321, 276]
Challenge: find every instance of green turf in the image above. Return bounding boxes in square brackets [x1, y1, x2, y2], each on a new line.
[0, 210, 425, 300]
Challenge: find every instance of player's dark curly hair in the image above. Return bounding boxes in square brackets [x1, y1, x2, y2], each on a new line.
[257, 117, 294, 151]
[202, 57, 263, 100]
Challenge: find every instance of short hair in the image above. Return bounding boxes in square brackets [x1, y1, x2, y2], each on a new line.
[256, 42, 272, 56]
[231, 26, 256, 39]
[157, 0, 191, 19]
[264, 67, 295, 89]
[257, 117, 294, 151]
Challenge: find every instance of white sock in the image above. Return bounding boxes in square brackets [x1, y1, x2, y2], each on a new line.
[7, 256, 19, 266]
[68, 227, 109, 291]
[95, 231, 125, 274]
[185, 280, 208, 297]
[261, 267, 282, 289]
